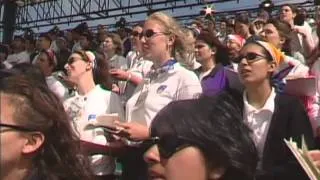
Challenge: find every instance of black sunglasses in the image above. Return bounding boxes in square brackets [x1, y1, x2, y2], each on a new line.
[66, 57, 82, 65]
[139, 29, 169, 40]
[0, 123, 36, 132]
[236, 52, 267, 64]
[143, 135, 193, 159]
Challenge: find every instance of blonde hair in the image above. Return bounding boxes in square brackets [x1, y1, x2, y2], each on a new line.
[147, 12, 194, 69]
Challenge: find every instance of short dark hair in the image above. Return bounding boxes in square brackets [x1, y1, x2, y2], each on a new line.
[281, 4, 298, 13]
[151, 91, 258, 180]
[235, 13, 250, 25]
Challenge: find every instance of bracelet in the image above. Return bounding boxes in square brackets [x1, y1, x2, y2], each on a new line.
[127, 72, 132, 81]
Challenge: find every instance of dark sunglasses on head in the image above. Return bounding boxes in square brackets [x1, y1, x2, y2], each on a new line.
[143, 135, 193, 159]
[0, 123, 36, 132]
[236, 52, 267, 64]
[139, 29, 169, 39]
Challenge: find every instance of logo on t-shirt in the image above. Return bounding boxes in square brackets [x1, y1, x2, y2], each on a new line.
[157, 85, 167, 94]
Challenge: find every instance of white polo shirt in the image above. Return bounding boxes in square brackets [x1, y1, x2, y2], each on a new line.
[64, 84, 124, 175]
[243, 88, 276, 168]
[126, 62, 202, 127]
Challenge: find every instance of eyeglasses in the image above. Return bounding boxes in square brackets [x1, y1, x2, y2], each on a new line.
[131, 31, 142, 37]
[0, 123, 36, 132]
[139, 29, 169, 40]
[236, 52, 268, 64]
[66, 57, 82, 65]
[143, 135, 193, 159]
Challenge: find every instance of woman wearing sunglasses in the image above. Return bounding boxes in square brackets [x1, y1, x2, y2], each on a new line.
[0, 75, 93, 180]
[238, 41, 315, 180]
[35, 49, 69, 100]
[144, 92, 258, 180]
[109, 23, 153, 105]
[116, 12, 202, 180]
[64, 50, 124, 179]
[194, 30, 230, 96]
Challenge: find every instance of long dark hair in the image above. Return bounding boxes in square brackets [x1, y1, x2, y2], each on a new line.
[0, 75, 93, 180]
[94, 51, 113, 90]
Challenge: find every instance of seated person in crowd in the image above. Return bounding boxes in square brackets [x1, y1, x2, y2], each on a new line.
[35, 49, 69, 100]
[3, 36, 30, 68]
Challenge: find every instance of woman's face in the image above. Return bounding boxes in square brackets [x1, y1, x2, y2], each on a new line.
[280, 6, 296, 23]
[144, 144, 208, 180]
[195, 41, 213, 63]
[79, 36, 90, 50]
[238, 44, 275, 85]
[235, 22, 249, 38]
[102, 37, 115, 53]
[0, 94, 27, 177]
[261, 23, 282, 49]
[226, 39, 242, 60]
[131, 26, 143, 51]
[141, 19, 171, 63]
[35, 52, 53, 76]
[64, 53, 90, 83]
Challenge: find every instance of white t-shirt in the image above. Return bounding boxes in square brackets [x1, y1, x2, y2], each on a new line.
[4, 51, 30, 68]
[126, 62, 202, 127]
[46, 76, 68, 101]
[64, 85, 124, 175]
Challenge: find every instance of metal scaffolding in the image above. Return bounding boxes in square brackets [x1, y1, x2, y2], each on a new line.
[13, 0, 236, 30]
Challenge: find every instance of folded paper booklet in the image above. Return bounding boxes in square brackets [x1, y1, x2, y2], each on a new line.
[284, 136, 320, 180]
[84, 113, 124, 133]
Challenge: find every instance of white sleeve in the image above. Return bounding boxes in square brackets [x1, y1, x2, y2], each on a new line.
[176, 71, 202, 100]
[49, 81, 67, 101]
[282, 55, 309, 78]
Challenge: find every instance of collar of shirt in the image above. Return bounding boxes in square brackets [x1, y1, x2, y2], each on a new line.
[147, 59, 178, 80]
[243, 88, 276, 114]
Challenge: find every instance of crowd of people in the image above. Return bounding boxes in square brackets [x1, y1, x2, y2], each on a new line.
[2, 3, 320, 180]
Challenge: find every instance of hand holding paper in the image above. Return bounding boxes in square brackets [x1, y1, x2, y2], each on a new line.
[284, 136, 320, 180]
